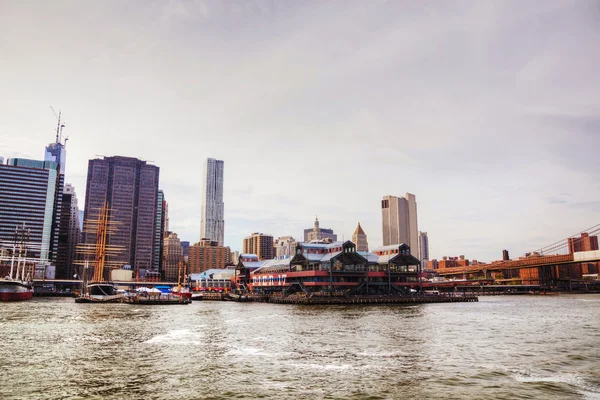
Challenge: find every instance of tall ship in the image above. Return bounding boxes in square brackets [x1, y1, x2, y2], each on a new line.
[0, 226, 37, 301]
[74, 200, 125, 303]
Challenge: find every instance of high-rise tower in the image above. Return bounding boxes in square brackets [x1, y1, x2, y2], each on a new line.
[0, 159, 62, 262]
[200, 158, 224, 246]
[82, 156, 160, 274]
[418, 231, 429, 267]
[381, 193, 419, 258]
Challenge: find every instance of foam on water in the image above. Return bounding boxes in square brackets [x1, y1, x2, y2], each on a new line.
[145, 329, 201, 345]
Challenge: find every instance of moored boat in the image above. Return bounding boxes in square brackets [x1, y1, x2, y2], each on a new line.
[74, 200, 127, 304]
[75, 283, 124, 303]
[0, 224, 36, 302]
[122, 288, 191, 305]
[0, 278, 33, 301]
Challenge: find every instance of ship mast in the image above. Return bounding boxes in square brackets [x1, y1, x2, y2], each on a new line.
[92, 200, 110, 283]
[75, 199, 125, 286]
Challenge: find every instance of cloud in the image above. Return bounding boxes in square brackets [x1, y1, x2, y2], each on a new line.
[1, 0, 599, 258]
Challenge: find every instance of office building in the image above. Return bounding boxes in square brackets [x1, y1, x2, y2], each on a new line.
[381, 193, 419, 258]
[200, 158, 224, 246]
[188, 239, 231, 273]
[304, 217, 337, 242]
[78, 210, 84, 234]
[181, 241, 190, 261]
[56, 184, 80, 279]
[153, 190, 166, 272]
[230, 250, 240, 264]
[0, 158, 63, 262]
[418, 231, 429, 268]
[352, 223, 368, 252]
[274, 236, 297, 259]
[82, 156, 160, 273]
[163, 232, 183, 281]
[243, 232, 274, 261]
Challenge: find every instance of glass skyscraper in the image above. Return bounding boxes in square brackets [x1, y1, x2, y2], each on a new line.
[0, 159, 62, 262]
[200, 158, 224, 246]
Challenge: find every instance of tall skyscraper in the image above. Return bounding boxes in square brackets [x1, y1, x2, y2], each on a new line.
[200, 158, 224, 246]
[0, 159, 62, 262]
[243, 232, 274, 260]
[418, 231, 429, 268]
[381, 193, 419, 257]
[304, 217, 337, 242]
[153, 190, 166, 273]
[56, 184, 80, 279]
[352, 222, 368, 252]
[82, 156, 160, 273]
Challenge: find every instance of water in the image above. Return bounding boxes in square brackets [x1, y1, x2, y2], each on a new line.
[1, 295, 599, 399]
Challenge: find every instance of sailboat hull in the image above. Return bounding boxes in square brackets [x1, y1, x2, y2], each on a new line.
[75, 283, 123, 303]
[0, 281, 34, 301]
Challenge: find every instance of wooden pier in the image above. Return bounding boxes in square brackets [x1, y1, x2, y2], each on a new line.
[194, 293, 478, 305]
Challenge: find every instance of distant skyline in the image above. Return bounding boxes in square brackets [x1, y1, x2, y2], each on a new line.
[1, 1, 599, 261]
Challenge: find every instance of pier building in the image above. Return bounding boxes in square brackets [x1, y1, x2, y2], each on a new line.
[237, 240, 421, 295]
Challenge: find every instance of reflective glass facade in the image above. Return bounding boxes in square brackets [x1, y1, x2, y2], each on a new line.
[0, 159, 62, 262]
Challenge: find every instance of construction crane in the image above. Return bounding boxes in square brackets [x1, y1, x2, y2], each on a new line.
[50, 106, 66, 144]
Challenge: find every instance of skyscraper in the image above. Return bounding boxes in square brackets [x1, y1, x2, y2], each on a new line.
[381, 193, 419, 257]
[200, 158, 224, 246]
[418, 231, 429, 268]
[82, 156, 160, 273]
[153, 190, 166, 273]
[0, 159, 62, 262]
[352, 222, 368, 252]
[56, 184, 80, 279]
[163, 232, 183, 281]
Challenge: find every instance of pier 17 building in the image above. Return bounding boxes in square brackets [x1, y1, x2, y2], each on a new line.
[235, 240, 421, 295]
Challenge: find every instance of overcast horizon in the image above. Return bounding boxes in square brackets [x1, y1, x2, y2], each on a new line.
[1, 0, 599, 261]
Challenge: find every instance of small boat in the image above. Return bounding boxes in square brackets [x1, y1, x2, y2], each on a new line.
[190, 292, 204, 301]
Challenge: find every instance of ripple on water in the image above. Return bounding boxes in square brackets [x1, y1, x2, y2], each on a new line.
[145, 329, 202, 345]
[0, 296, 599, 399]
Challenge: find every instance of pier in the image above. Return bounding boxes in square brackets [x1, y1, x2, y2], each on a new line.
[194, 293, 478, 305]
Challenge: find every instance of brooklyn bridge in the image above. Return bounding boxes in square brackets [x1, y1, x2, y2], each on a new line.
[431, 224, 600, 291]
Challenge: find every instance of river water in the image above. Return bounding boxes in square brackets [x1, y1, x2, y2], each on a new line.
[1, 295, 599, 399]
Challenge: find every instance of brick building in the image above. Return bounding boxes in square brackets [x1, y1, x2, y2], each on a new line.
[568, 233, 599, 254]
[188, 239, 231, 273]
[243, 232, 273, 261]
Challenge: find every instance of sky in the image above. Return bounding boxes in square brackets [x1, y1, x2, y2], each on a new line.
[1, 0, 599, 261]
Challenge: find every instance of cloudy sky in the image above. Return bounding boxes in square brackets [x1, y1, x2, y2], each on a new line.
[1, 0, 599, 260]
